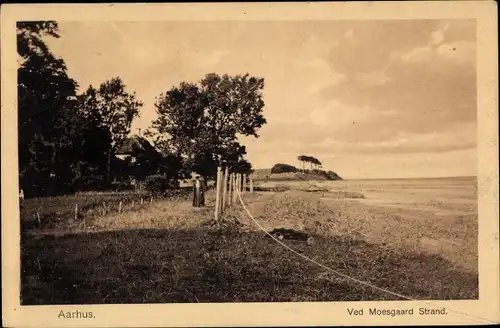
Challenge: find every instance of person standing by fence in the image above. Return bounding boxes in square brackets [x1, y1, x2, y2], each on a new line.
[192, 175, 205, 207]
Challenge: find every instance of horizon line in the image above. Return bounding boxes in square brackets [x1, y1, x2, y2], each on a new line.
[252, 168, 476, 181]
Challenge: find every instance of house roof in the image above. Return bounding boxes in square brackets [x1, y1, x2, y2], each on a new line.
[116, 135, 155, 155]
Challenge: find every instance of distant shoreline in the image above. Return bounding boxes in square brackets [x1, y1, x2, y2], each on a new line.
[341, 175, 477, 181]
[254, 173, 477, 182]
[252, 169, 476, 182]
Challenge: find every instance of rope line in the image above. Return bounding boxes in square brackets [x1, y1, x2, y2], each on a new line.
[235, 189, 496, 324]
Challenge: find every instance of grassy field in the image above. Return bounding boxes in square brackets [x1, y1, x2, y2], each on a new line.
[20, 189, 192, 232]
[20, 176, 478, 304]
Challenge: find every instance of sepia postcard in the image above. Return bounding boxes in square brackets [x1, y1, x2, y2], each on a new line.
[1, 1, 499, 327]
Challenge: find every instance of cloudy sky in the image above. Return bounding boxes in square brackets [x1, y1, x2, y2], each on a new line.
[45, 19, 476, 179]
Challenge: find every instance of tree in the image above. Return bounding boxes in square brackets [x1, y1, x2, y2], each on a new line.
[310, 157, 322, 170]
[298, 155, 322, 171]
[298, 155, 306, 171]
[74, 121, 112, 190]
[156, 153, 185, 179]
[71, 87, 112, 189]
[17, 21, 60, 59]
[302, 156, 312, 170]
[231, 158, 253, 175]
[78, 78, 143, 183]
[271, 163, 297, 174]
[96, 78, 143, 148]
[17, 21, 83, 196]
[148, 73, 266, 179]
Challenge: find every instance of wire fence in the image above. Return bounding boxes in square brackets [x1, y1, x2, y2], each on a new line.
[234, 187, 495, 325]
[20, 188, 193, 230]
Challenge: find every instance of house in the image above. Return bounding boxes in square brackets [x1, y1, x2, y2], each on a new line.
[114, 134, 163, 186]
[115, 134, 189, 191]
[115, 134, 154, 163]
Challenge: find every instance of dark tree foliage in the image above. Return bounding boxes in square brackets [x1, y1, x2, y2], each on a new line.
[298, 155, 322, 170]
[92, 78, 142, 149]
[17, 21, 83, 196]
[271, 163, 298, 174]
[326, 170, 342, 180]
[148, 73, 266, 179]
[231, 159, 253, 175]
[18, 22, 262, 195]
[17, 22, 143, 195]
[77, 78, 143, 184]
[17, 21, 60, 58]
[144, 175, 179, 196]
[157, 153, 186, 179]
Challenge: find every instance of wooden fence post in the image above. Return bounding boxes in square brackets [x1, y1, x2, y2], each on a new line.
[74, 204, 78, 220]
[221, 169, 224, 212]
[215, 167, 222, 221]
[222, 167, 228, 211]
[118, 201, 122, 213]
[235, 174, 239, 196]
[233, 173, 238, 203]
[228, 172, 233, 206]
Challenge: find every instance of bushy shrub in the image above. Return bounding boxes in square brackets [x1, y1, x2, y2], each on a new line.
[144, 175, 178, 195]
[326, 171, 342, 180]
[271, 163, 298, 174]
[110, 181, 136, 192]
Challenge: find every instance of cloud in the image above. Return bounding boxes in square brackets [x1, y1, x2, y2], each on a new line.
[395, 40, 475, 66]
[320, 20, 476, 143]
[326, 20, 439, 76]
[393, 22, 475, 66]
[398, 46, 433, 63]
[308, 121, 476, 154]
[436, 41, 475, 64]
[430, 24, 449, 45]
[356, 69, 392, 86]
[309, 101, 377, 127]
[46, 20, 477, 178]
